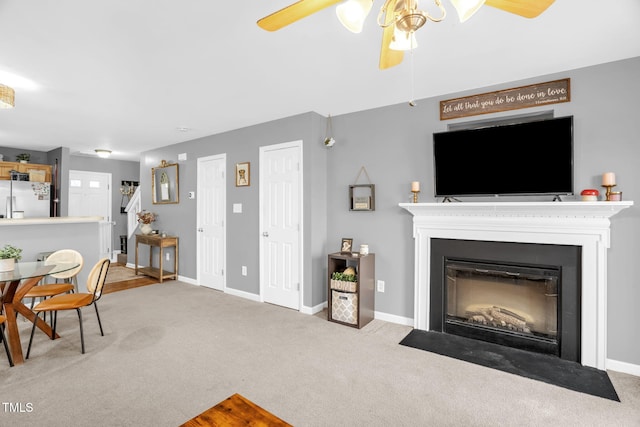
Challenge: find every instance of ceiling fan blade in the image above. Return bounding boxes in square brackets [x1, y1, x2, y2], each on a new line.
[379, 0, 403, 69]
[485, 0, 555, 19]
[257, 0, 344, 31]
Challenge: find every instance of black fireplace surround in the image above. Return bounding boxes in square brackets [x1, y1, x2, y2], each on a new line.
[430, 239, 581, 362]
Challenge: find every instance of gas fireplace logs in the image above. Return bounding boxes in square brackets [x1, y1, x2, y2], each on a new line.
[466, 305, 532, 334]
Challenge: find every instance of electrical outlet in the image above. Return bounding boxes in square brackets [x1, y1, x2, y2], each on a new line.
[166, 252, 170, 261]
[242, 266, 247, 276]
[377, 280, 385, 292]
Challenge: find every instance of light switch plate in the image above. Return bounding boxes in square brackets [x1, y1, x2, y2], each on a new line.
[233, 203, 242, 213]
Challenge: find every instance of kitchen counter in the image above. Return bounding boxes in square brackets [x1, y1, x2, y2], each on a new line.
[0, 216, 103, 286]
[0, 216, 103, 226]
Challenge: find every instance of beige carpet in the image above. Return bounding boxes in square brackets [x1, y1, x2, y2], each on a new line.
[2, 281, 639, 426]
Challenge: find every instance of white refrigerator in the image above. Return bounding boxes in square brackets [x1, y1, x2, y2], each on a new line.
[0, 180, 51, 218]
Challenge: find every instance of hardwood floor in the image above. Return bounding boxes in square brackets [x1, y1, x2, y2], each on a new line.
[102, 263, 161, 294]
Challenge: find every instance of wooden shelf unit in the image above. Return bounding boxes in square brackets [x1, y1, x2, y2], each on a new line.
[327, 252, 375, 329]
[135, 234, 178, 283]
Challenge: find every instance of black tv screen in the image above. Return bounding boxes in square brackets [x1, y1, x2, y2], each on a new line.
[433, 116, 574, 197]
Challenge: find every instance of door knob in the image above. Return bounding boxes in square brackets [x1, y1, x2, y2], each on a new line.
[262, 232, 269, 237]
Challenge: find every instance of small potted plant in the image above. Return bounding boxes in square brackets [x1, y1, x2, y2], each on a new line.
[16, 153, 30, 163]
[0, 244, 23, 272]
[136, 210, 157, 235]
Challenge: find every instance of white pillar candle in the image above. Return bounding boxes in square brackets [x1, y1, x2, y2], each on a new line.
[411, 181, 420, 192]
[602, 172, 616, 186]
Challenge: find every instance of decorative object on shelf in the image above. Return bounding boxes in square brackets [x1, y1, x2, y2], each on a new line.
[0, 244, 22, 272]
[324, 114, 336, 148]
[16, 153, 30, 163]
[330, 269, 357, 292]
[152, 160, 179, 204]
[601, 172, 616, 201]
[359, 244, 369, 255]
[609, 191, 622, 201]
[411, 181, 420, 203]
[349, 166, 375, 211]
[137, 210, 157, 235]
[235, 162, 250, 187]
[340, 238, 353, 254]
[580, 189, 600, 201]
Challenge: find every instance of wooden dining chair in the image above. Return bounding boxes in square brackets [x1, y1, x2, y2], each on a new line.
[0, 315, 14, 367]
[26, 258, 110, 357]
[22, 249, 84, 325]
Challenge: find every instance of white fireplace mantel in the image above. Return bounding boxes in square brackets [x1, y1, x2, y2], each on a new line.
[399, 201, 633, 369]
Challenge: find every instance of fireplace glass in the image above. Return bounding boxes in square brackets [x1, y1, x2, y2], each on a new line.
[446, 260, 559, 345]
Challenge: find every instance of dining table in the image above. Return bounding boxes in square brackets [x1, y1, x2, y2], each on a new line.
[0, 261, 79, 365]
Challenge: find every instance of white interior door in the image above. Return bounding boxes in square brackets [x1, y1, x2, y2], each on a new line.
[68, 170, 112, 260]
[197, 154, 226, 290]
[260, 141, 303, 310]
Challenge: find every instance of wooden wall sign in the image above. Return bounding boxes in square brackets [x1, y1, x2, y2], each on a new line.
[440, 78, 570, 121]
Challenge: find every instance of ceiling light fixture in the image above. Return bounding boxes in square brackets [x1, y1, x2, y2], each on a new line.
[336, 0, 374, 33]
[0, 84, 15, 109]
[379, 0, 446, 42]
[95, 149, 112, 158]
[450, 0, 486, 22]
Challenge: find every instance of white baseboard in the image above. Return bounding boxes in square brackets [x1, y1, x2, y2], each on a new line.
[178, 275, 197, 286]
[607, 358, 640, 377]
[374, 311, 414, 326]
[301, 301, 327, 315]
[224, 286, 261, 302]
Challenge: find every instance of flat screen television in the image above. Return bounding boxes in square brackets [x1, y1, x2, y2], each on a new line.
[433, 116, 574, 198]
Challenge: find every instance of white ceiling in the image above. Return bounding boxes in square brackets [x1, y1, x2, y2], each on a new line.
[1, 0, 639, 161]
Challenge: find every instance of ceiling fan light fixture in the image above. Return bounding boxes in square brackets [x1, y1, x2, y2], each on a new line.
[395, 8, 428, 33]
[390, 26, 418, 51]
[450, 0, 486, 22]
[95, 149, 112, 158]
[336, 0, 374, 33]
[0, 84, 15, 109]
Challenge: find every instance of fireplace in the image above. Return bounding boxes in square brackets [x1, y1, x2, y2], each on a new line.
[399, 201, 632, 369]
[430, 239, 581, 361]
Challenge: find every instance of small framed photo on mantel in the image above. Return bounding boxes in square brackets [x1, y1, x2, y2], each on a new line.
[236, 162, 250, 187]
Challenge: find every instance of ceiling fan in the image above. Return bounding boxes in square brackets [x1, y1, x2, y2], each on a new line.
[257, 0, 555, 69]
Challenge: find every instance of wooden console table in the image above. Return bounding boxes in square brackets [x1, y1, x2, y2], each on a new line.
[135, 234, 178, 282]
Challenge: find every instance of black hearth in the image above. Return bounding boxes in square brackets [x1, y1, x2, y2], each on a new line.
[430, 239, 581, 362]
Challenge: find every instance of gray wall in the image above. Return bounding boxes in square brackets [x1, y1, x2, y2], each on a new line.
[138, 112, 328, 309]
[326, 57, 640, 365]
[137, 57, 640, 367]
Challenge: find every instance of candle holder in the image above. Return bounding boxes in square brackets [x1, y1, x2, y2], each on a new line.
[601, 184, 616, 201]
[412, 190, 420, 203]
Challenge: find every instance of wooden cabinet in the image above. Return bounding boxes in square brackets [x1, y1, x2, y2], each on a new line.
[0, 161, 52, 182]
[327, 252, 375, 329]
[135, 234, 179, 283]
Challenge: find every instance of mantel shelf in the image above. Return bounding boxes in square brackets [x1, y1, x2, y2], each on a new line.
[399, 201, 633, 219]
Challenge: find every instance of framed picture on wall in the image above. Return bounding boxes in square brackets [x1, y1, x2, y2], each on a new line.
[236, 162, 250, 187]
